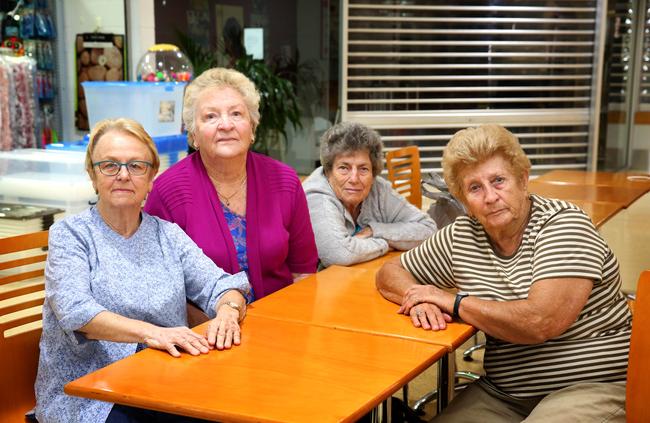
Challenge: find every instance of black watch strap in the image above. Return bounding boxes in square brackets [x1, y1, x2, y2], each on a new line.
[453, 293, 468, 319]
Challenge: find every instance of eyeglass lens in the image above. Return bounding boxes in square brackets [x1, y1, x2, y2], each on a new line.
[96, 161, 151, 176]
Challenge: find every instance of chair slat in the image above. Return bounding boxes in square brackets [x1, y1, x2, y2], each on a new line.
[0, 231, 49, 254]
[0, 269, 45, 287]
[385, 145, 422, 210]
[0, 296, 45, 316]
[0, 253, 48, 271]
[0, 311, 43, 335]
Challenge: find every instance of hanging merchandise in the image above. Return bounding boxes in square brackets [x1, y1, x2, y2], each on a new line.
[1, 0, 59, 146]
[0, 54, 38, 150]
[20, 2, 34, 39]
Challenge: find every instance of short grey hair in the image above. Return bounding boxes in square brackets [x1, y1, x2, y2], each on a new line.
[183, 67, 261, 148]
[319, 121, 384, 177]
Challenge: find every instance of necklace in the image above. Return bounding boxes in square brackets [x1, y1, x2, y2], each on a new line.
[215, 175, 247, 207]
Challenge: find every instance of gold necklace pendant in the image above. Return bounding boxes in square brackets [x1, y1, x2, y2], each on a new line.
[216, 175, 247, 207]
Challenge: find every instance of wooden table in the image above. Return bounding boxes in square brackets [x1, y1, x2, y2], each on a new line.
[566, 200, 624, 228]
[248, 266, 474, 352]
[348, 251, 402, 272]
[65, 315, 447, 423]
[248, 265, 475, 413]
[535, 170, 650, 191]
[528, 180, 647, 208]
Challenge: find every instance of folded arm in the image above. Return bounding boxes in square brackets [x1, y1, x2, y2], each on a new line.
[376, 256, 451, 331]
[367, 183, 437, 250]
[309, 194, 389, 267]
[398, 276, 592, 344]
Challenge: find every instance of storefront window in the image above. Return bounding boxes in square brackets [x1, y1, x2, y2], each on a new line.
[154, 0, 340, 173]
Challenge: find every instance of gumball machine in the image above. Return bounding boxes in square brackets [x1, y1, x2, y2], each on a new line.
[136, 44, 193, 83]
[82, 44, 193, 137]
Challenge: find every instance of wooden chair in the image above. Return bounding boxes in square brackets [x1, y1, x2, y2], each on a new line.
[0, 230, 49, 422]
[385, 145, 422, 209]
[627, 270, 650, 420]
[186, 300, 210, 328]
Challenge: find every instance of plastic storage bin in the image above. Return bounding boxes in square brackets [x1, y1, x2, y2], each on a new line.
[152, 133, 189, 171]
[81, 81, 187, 137]
[0, 149, 97, 216]
[46, 133, 189, 173]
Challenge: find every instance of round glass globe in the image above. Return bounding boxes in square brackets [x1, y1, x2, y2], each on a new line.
[136, 44, 194, 82]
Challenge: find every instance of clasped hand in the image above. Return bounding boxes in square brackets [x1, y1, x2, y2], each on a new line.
[398, 285, 452, 331]
[144, 306, 242, 357]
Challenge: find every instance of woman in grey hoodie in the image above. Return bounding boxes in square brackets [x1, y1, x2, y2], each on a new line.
[303, 122, 437, 267]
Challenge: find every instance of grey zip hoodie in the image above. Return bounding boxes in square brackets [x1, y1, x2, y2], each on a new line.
[303, 167, 437, 267]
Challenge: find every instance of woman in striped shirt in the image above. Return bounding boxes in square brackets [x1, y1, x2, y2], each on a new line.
[376, 124, 631, 422]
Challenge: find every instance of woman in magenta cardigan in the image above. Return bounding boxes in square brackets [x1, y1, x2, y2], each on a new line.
[145, 68, 318, 300]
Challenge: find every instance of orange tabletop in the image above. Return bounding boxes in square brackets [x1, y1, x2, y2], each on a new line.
[528, 180, 647, 208]
[535, 170, 650, 191]
[565, 199, 624, 228]
[248, 266, 475, 352]
[65, 315, 447, 423]
[348, 251, 402, 272]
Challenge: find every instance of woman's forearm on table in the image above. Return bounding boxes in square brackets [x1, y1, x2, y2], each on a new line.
[79, 310, 157, 343]
[375, 256, 419, 304]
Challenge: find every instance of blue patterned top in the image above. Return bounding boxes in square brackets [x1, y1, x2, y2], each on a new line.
[35, 207, 250, 423]
[222, 205, 255, 302]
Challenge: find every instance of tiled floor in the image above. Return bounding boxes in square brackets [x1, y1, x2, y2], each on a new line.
[599, 192, 650, 293]
[392, 333, 486, 421]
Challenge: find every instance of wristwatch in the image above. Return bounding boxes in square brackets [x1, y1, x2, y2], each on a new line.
[453, 292, 469, 319]
[222, 301, 242, 312]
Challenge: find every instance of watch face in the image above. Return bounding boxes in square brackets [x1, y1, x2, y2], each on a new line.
[225, 301, 241, 311]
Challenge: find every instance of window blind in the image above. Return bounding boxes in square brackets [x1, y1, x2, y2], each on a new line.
[341, 0, 603, 174]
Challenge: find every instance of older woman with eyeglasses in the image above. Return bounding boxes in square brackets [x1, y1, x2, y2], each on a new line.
[35, 118, 250, 423]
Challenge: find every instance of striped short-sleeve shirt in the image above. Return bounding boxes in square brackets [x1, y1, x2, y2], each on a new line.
[402, 194, 631, 397]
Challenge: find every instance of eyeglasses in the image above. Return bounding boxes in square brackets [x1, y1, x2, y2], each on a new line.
[93, 160, 153, 176]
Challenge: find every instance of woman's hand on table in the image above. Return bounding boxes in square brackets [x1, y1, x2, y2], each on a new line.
[399, 285, 454, 316]
[398, 284, 440, 312]
[207, 305, 242, 350]
[207, 290, 247, 350]
[144, 326, 210, 358]
[406, 302, 452, 331]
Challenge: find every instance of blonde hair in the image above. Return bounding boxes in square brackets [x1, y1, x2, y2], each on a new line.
[183, 67, 261, 148]
[85, 118, 160, 183]
[442, 124, 531, 201]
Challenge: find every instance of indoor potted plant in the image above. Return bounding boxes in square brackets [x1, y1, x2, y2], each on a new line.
[177, 32, 301, 159]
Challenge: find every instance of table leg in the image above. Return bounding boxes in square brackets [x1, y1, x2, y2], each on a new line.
[448, 352, 457, 402]
[436, 353, 449, 414]
[380, 397, 392, 423]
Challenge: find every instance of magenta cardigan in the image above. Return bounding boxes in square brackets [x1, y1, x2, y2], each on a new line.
[144, 151, 318, 299]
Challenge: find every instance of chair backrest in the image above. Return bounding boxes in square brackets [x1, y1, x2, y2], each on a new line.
[0, 230, 49, 422]
[627, 270, 650, 420]
[186, 300, 210, 328]
[385, 145, 422, 209]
